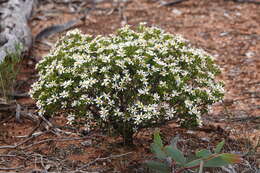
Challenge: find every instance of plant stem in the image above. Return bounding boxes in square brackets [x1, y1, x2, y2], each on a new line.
[0, 73, 7, 102]
[199, 160, 204, 173]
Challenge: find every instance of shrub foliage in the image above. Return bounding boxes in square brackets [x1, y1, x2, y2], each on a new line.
[30, 24, 224, 144]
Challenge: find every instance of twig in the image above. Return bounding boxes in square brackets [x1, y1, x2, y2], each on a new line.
[0, 130, 49, 149]
[230, 0, 260, 4]
[15, 103, 22, 123]
[160, 0, 188, 6]
[21, 136, 90, 150]
[0, 166, 23, 170]
[0, 154, 16, 157]
[229, 116, 260, 122]
[78, 152, 132, 170]
[7, 92, 29, 98]
[0, 104, 16, 111]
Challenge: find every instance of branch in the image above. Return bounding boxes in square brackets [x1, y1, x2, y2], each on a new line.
[78, 152, 132, 170]
[230, 0, 260, 4]
[160, 0, 189, 6]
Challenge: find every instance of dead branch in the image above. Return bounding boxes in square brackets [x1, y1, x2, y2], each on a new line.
[0, 0, 35, 63]
[21, 136, 91, 150]
[229, 0, 260, 4]
[35, 16, 86, 41]
[78, 152, 132, 170]
[160, 0, 188, 6]
[0, 130, 49, 149]
[229, 116, 260, 122]
[0, 166, 23, 170]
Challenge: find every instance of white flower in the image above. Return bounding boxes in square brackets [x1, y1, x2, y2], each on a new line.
[153, 93, 160, 101]
[99, 107, 109, 119]
[67, 113, 75, 124]
[60, 91, 69, 98]
[62, 80, 73, 88]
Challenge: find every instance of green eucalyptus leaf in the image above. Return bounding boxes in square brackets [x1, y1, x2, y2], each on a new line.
[153, 130, 163, 148]
[204, 156, 229, 167]
[184, 159, 202, 167]
[214, 140, 225, 153]
[204, 153, 241, 168]
[151, 143, 167, 160]
[220, 153, 242, 164]
[146, 160, 170, 173]
[165, 145, 186, 165]
[196, 149, 212, 159]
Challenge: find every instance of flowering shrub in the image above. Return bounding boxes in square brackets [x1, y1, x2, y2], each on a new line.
[30, 24, 224, 144]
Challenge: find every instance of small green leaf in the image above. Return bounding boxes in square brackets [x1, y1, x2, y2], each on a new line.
[196, 149, 212, 159]
[214, 140, 225, 153]
[204, 156, 228, 167]
[220, 153, 242, 164]
[146, 160, 170, 173]
[184, 159, 202, 167]
[165, 145, 186, 165]
[151, 131, 167, 160]
[153, 130, 163, 148]
[151, 143, 167, 160]
[204, 153, 242, 168]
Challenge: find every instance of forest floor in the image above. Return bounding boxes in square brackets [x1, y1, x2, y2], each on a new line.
[0, 0, 259, 172]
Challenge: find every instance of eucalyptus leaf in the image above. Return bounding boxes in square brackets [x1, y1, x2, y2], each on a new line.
[151, 143, 167, 160]
[165, 145, 186, 165]
[153, 130, 163, 148]
[184, 159, 202, 167]
[204, 153, 241, 168]
[196, 149, 212, 158]
[214, 140, 225, 153]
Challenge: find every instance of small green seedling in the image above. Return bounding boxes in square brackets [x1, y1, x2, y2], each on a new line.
[146, 131, 242, 173]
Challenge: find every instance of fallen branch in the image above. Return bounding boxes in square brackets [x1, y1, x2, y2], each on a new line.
[0, 130, 49, 149]
[21, 136, 90, 150]
[35, 16, 86, 41]
[229, 116, 260, 122]
[0, 166, 23, 170]
[79, 152, 132, 170]
[0, 0, 35, 63]
[160, 0, 188, 6]
[230, 0, 260, 4]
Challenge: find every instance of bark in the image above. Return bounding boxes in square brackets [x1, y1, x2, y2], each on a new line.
[0, 0, 34, 63]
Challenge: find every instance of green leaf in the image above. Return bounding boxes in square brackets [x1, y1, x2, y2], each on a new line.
[146, 160, 170, 173]
[153, 130, 163, 148]
[165, 145, 186, 165]
[184, 159, 202, 167]
[151, 143, 167, 160]
[214, 140, 225, 153]
[151, 131, 167, 160]
[196, 149, 212, 159]
[204, 153, 242, 168]
[204, 156, 228, 167]
[220, 153, 242, 164]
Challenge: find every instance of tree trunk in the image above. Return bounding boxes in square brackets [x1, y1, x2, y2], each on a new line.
[0, 0, 35, 63]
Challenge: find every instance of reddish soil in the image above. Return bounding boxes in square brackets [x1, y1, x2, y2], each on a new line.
[0, 0, 259, 172]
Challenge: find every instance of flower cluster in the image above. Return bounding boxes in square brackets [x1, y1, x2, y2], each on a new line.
[30, 24, 224, 138]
